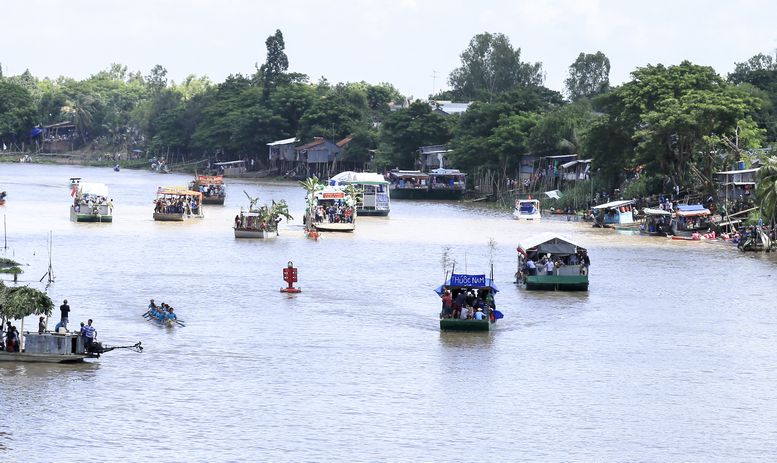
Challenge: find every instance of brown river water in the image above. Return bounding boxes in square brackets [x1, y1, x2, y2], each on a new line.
[1, 163, 776, 462]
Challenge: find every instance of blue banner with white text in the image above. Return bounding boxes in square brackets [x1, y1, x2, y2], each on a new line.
[450, 274, 486, 287]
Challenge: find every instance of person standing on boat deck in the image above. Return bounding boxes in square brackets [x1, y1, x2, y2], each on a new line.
[545, 258, 555, 276]
[82, 319, 97, 352]
[440, 290, 453, 318]
[526, 258, 537, 276]
[474, 308, 486, 320]
[452, 291, 467, 319]
[38, 316, 46, 334]
[54, 299, 70, 332]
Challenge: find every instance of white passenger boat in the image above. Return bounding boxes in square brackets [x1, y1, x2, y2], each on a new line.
[70, 182, 112, 222]
[306, 186, 356, 232]
[330, 171, 390, 216]
[513, 199, 541, 220]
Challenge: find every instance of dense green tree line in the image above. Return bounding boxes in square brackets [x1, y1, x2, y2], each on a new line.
[1, 30, 776, 203]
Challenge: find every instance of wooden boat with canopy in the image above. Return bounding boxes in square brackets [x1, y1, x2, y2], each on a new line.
[189, 175, 226, 205]
[153, 187, 204, 221]
[640, 208, 672, 236]
[70, 182, 112, 222]
[436, 273, 501, 331]
[516, 232, 589, 291]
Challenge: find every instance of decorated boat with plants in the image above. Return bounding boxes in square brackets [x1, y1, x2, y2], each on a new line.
[639, 207, 672, 236]
[516, 232, 589, 291]
[670, 204, 712, 237]
[70, 182, 113, 222]
[436, 272, 501, 331]
[591, 199, 636, 228]
[234, 191, 293, 238]
[0, 284, 142, 363]
[153, 187, 204, 221]
[189, 175, 226, 205]
[301, 177, 356, 233]
[330, 171, 390, 216]
[513, 198, 541, 220]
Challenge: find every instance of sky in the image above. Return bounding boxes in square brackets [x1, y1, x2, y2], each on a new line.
[2, 0, 776, 99]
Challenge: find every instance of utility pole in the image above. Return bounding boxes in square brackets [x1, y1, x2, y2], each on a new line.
[431, 70, 439, 97]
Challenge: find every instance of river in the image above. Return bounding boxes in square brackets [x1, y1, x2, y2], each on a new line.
[1, 163, 776, 462]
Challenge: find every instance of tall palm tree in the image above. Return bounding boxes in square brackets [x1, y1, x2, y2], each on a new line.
[756, 157, 777, 224]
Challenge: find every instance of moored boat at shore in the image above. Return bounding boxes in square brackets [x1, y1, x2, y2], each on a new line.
[70, 182, 113, 222]
[387, 168, 466, 200]
[189, 175, 226, 205]
[640, 208, 672, 236]
[516, 232, 589, 291]
[437, 273, 500, 331]
[670, 204, 712, 237]
[591, 199, 636, 228]
[513, 199, 541, 220]
[153, 187, 203, 221]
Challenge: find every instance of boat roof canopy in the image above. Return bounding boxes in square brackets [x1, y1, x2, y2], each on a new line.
[213, 160, 245, 166]
[434, 274, 498, 295]
[390, 170, 428, 178]
[429, 168, 465, 176]
[518, 232, 586, 256]
[157, 186, 202, 197]
[642, 207, 672, 216]
[592, 199, 635, 210]
[195, 175, 224, 185]
[79, 182, 109, 197]
[676, 204, 711, 217]
[330, 171, 388, 185]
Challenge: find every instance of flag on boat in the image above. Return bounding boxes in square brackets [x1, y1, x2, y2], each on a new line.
[493, 310, 504, 319]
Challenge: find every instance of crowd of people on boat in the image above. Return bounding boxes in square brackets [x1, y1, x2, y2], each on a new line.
[154, 196, 201, 216]
[312, 203, 354, 224]
[439, 288, 496, 321]
[197, 184, 225, 198]
[73, 194, 113, 214]
[517, 250, 590, 282]
[145, 300, 178, 324]
[2, 322, 20, 352]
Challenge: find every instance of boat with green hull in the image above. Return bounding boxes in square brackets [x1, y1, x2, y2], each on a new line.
[436, 273, 501, 331]
[517, 233, 589, 291]
[70, 182, 112, 223]
[388, 169, 466, 200]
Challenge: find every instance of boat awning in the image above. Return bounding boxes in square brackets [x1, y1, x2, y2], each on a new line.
[592, 199, 635, 210]
[213, 161, 245, 166]
[330, 171, 388, 185]
[434, 274, 498, 295]
[518, 232, 586, 256]
[642, 207, 672, 216]
[195, 175, 224, 185]
[157, 187, 202, 196]
[79, 182, 109, 197]
[715, 168, 760, 175]
[676, 204, 710, 217]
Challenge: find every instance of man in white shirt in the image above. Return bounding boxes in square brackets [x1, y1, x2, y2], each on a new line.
[546, 259, 555, 275]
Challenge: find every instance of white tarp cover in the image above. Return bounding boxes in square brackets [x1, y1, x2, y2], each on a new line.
[592, 199, 634, 210]
[266, 137, 298, 146]
[331, 171, 388, 184]
[79, 182, 109, 197]
[544, 189, 562, 199]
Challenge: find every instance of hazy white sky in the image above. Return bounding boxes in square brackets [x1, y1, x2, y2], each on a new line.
[2, 0, 775, 99]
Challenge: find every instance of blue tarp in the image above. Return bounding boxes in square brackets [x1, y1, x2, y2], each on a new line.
[30, 128, 43, 137]
[677, 204, 707, 212]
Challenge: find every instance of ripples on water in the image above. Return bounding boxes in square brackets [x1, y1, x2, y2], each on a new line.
[1, 164, 777, 461]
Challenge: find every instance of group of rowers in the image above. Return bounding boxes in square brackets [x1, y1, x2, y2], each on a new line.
[146, 299, 178, 324]
[439, 288, 496, 321]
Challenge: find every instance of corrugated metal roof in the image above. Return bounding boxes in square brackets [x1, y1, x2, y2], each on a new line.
[518, 232, 586, 252]
[592, 199, 635, 210]
[266, 137, 297, 146]
[296, 138, 326, 151]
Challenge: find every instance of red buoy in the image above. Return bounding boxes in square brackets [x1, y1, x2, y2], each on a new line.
[280, 261, 302, 293]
